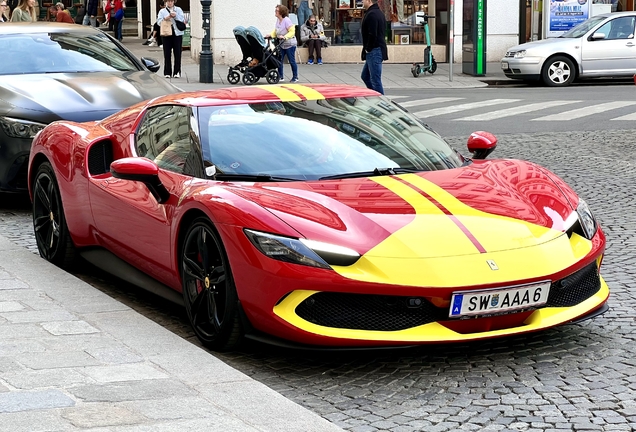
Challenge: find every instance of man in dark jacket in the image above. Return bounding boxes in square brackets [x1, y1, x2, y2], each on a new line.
[360, 0, 388, 94]
[83, 0, 99, 26]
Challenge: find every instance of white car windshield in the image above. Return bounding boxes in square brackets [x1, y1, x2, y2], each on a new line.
[560, 15, 607, 38]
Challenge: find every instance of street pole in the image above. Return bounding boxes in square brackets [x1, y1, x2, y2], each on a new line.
[199, 0, 213, 83]
[449, 0, 454, 82]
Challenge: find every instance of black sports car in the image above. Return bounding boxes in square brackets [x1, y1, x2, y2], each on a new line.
[0, 23, 179, 192]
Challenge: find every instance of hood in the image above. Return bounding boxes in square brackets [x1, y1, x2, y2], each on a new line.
[0, 71, 177, 123]
[510, 37, 580, 52]
[231, 160, 577, 259]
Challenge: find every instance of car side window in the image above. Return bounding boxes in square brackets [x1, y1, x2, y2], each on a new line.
[597, 17, 635, 40]
[135, 105, 204, 177]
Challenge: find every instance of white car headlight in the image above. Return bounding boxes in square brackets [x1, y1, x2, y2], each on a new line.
[514, 50, 527, 59]
[0, 116, 46, 139]
[245, 229, 360, 269]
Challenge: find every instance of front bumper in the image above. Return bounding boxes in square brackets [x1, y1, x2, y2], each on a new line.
[0, 133, 33, 192]
[501, 56, 544, 81]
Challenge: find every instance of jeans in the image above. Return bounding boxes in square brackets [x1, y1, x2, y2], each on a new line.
[306, 38, 322, 62]
[361, 47, 384, 94]
[297, 0, 311, 27]
[279, 45, 298, 80]
[82, 14, 97, 26]
[114, 17, 123, 41]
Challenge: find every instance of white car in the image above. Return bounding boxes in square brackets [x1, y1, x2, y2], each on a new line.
[502, 12, 636, 86]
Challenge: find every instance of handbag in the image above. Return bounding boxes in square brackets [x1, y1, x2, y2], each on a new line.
[160, 18, 172, 36]
[175, 20, 186, 31]
[114, 8, 124, 20]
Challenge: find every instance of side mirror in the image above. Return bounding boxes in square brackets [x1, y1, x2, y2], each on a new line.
[110, 157, 170, 203]
[467, 131, 497, 159]
[590, 32, 606, 40]
[141, 57, 161, 73]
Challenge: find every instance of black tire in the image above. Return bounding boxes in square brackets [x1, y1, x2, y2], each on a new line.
[32, 162, 76, 268]
[542, 56, 575, 87]
[411, 65, 420, 78]
[227, 70, 240, 85]
[181, 217, 241, 351]
[242, 71, 256, 85]
[266, 69, 280, 84]
[429, 59, 437, 74]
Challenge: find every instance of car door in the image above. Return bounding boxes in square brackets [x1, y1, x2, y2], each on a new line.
[88, 105, 204, 287]
[581, 16, 636, 75]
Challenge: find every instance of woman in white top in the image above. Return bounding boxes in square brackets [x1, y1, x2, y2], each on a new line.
[156, 0, 185, 79]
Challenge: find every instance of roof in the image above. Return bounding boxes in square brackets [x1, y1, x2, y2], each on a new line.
[148, 84, 382, 107]
[0, 22, 100, 34]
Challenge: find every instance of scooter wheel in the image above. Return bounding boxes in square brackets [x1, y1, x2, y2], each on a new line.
[411, 65, 421, 78]
[429, 59, 437, 74]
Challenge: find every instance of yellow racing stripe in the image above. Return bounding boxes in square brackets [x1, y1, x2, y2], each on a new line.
[281, 84, 326, 100]
[257, 85, 302, 102]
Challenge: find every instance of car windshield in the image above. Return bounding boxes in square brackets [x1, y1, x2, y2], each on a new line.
[196, 96, 463, 180]
[560, 15, 607, 38]
[0, 32, 139, 75]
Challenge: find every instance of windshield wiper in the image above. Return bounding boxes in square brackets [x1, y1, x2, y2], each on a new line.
[319, 167, 422, 181]
[213, 173, 299, 182]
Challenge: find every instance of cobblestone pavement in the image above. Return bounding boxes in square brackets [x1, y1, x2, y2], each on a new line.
[1, 128, 635, 431]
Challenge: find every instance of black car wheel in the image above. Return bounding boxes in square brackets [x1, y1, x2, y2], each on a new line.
[266, 69, 280, 84]
[242, 71, 257, 86]
[181, 217, 241, 351]
[542, 56, 575, 87]
[227, 70, 240, 85]
[32, 162, 76, 268]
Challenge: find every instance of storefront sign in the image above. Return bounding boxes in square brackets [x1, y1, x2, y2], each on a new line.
[546, 0, 590, 38]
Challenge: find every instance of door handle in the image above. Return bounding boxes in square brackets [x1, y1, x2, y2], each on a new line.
[626, 42, 635, 47]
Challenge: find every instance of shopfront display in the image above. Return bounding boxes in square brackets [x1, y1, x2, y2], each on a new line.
[284, 0, 447, 47]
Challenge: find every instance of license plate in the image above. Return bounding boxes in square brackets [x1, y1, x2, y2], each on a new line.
[449, 281, 550, 318]
[501, 61, 509, 69]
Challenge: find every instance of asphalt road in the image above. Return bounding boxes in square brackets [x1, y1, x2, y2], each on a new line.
[2, 125, 636, 430]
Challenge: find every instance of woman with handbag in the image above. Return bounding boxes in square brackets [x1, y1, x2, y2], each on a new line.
[157, 0, 185, 78]
[105, 0, 125, 41]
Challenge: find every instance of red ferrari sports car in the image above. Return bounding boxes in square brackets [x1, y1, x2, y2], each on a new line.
[28, 84, 609, 351]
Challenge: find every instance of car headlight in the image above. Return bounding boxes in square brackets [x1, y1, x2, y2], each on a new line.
[514, 50, 527, 58]
[576, 199, 597, 240]
[564, 198, 598, 240]
[0, 116, 47, 139]
[244, 229, 360, 269]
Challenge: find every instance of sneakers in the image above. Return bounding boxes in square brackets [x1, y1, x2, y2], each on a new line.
[317, 59, 323, 65]
[143, 37, 155, 45]
[173, 72, 180, 78]
[307, 59, 314, 65]
[148, 41, 158, 47]
[290, 78, 299, 83]
[164, 75, 170, 78]
[279, 77, 285, 82]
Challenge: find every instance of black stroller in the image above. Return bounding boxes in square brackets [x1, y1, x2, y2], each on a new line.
[226, 26, 251, 84]
[227, 26, 282, 85]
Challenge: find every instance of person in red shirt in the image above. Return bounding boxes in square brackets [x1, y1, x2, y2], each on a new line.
[53, 2, 75, 23]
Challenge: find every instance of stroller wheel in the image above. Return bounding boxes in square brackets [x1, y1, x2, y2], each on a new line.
[242, 71, 257, 85]
[266, 69, 280, 84]
[411, 65, 421, 78]
[227, 70, 241, 85]
[429, 59, 437, 74]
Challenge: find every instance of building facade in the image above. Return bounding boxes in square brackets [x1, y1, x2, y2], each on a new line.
[158, 0, 633, 66]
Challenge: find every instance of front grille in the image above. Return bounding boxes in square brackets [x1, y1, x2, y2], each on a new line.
[545, 262, 600, 307]
[87, 141, 113, 176]
[295, 293, 447, 331]
[6, 154, 28, 190]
